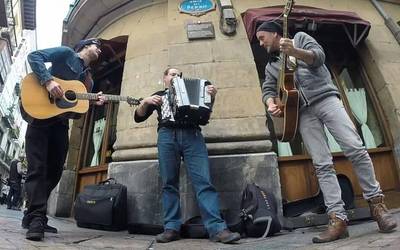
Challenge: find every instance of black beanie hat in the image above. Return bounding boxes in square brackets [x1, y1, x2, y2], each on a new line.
[256, 21, 283, 36]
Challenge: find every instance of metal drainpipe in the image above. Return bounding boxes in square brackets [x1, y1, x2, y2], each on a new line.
[370, 0, 400, 44]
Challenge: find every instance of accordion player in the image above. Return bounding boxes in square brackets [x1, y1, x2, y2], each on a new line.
[168, 77, 213, 125]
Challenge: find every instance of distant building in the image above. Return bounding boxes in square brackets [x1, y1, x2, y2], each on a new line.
[0, 0, 36, 179]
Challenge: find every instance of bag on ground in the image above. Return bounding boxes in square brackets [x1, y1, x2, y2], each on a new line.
[74, 178, 127, 231]
[240, 183, 281, 237]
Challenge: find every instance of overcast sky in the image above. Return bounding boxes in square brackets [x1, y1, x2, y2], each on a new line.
[36, 0, 73, 49]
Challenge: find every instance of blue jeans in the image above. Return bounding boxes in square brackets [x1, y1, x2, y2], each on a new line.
[299, 96, 382, 220]
[157, 127, 227, 237]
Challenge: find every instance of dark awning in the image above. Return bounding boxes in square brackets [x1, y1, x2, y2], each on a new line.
[242, 5, 371, 47]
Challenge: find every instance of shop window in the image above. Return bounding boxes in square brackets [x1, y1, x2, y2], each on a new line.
[0, 42, 12, 84]
[333, 65, 385, 148]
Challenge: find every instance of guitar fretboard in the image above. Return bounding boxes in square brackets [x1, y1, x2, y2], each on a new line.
[75, 93, 128, 102]
[70, 93, 141, 106]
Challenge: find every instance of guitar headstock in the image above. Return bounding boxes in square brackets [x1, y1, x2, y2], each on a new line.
[127, 97, 142, 106]
[283, 0, 294, 17]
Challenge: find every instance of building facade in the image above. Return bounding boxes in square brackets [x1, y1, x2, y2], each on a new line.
[0, 0, 36, 178]
[58, 0, 400, 225]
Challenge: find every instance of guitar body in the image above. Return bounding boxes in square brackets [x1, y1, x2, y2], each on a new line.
[21, 73, 89, 121]
[273, 72, 299, 142]
[272, 71, 300, 142]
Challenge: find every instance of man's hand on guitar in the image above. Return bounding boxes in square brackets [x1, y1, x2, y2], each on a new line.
[266, 98, 282, 117]
[94, 91, 106, 106]
[279, 38, 295, 56]
[280, 37, 315, 65]
[45, 80, 63, 98]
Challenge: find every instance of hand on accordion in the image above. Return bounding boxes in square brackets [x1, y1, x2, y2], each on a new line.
[142, 95, 163, 106]
[206, 85, 217, 98]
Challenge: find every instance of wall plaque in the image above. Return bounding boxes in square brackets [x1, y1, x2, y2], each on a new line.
[187, 21, 215, 40]
[179, 0, 215, 16]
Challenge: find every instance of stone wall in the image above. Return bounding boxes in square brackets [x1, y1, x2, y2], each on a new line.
[108, 153, 280, 226]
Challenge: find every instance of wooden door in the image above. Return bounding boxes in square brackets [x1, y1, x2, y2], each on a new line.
[72, 36, 128, 196]
[75, 103, 117, 194]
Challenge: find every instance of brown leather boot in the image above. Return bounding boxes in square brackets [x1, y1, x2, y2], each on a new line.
[312, 213, 349, 243]
[368, 196, 397, 233]
[155, 229, 180, 243]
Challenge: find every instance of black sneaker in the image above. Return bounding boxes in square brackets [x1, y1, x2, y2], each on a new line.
[43, 224, 58, 234]
[26, 218, 44, 241]
[22, 220, 58, 234]
[210, 229, 240, 244]
[155, 229, 180, 243]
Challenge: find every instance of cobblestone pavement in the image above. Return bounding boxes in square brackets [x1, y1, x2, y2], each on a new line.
[1, 205, 399, 250]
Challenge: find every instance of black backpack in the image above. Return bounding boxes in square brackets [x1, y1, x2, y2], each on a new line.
[240, 183, 281, 237]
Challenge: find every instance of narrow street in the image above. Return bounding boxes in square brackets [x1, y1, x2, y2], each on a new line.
[1, 205, 400, 250]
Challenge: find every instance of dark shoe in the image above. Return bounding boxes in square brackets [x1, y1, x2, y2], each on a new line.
[368, 196, 397, 233]
[210, 229, 240, 244]
[43, 224, 58, 234]
[26, 218, 44, 241]
[312, 213, 349, 243]
[22, 220, 58, 234]
[155, 229, 180, 243]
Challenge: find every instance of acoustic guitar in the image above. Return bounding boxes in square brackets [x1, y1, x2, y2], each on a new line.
[271, 0, 299, 142]
[20, 73, 141, 125]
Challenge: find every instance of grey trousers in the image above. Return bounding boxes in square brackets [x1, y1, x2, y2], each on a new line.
[299, 96, 382, 220]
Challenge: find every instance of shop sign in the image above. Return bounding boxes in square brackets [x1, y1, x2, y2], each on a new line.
[179, 0, 215, 16]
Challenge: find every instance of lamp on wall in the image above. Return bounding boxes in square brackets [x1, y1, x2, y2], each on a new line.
[217, 0, 237, 36]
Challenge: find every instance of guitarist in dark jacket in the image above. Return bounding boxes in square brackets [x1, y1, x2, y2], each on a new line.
[257, 21, 397, 243]
[23, 38, 105, 241]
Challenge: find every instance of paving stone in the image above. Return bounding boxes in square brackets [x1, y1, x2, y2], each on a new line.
[1, 205, 400, 250]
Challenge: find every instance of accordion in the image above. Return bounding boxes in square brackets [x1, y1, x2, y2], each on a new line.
[168, 77, 213, 125]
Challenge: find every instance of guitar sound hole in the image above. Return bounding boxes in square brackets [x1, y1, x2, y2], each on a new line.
[65, 90, 77, 101]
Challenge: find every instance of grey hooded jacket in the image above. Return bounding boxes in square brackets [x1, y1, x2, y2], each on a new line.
[261, 32, 340, 108]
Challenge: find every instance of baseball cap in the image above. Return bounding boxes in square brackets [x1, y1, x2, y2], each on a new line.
[74, 38, 101, 52]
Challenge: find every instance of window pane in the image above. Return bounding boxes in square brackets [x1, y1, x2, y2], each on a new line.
[336, 66, 384, 148]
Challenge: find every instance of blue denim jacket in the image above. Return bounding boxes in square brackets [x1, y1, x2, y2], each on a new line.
[27, 46, 91, 88]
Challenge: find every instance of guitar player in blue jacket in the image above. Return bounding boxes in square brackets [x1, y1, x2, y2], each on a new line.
[23, 38, 105, 241]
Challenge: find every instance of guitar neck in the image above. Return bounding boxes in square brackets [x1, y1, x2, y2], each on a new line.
[76, 93, 128, 102]
[279, 12, 289, 75]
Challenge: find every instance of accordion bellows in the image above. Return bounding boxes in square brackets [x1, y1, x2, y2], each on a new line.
[169, 77, 213, 125]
